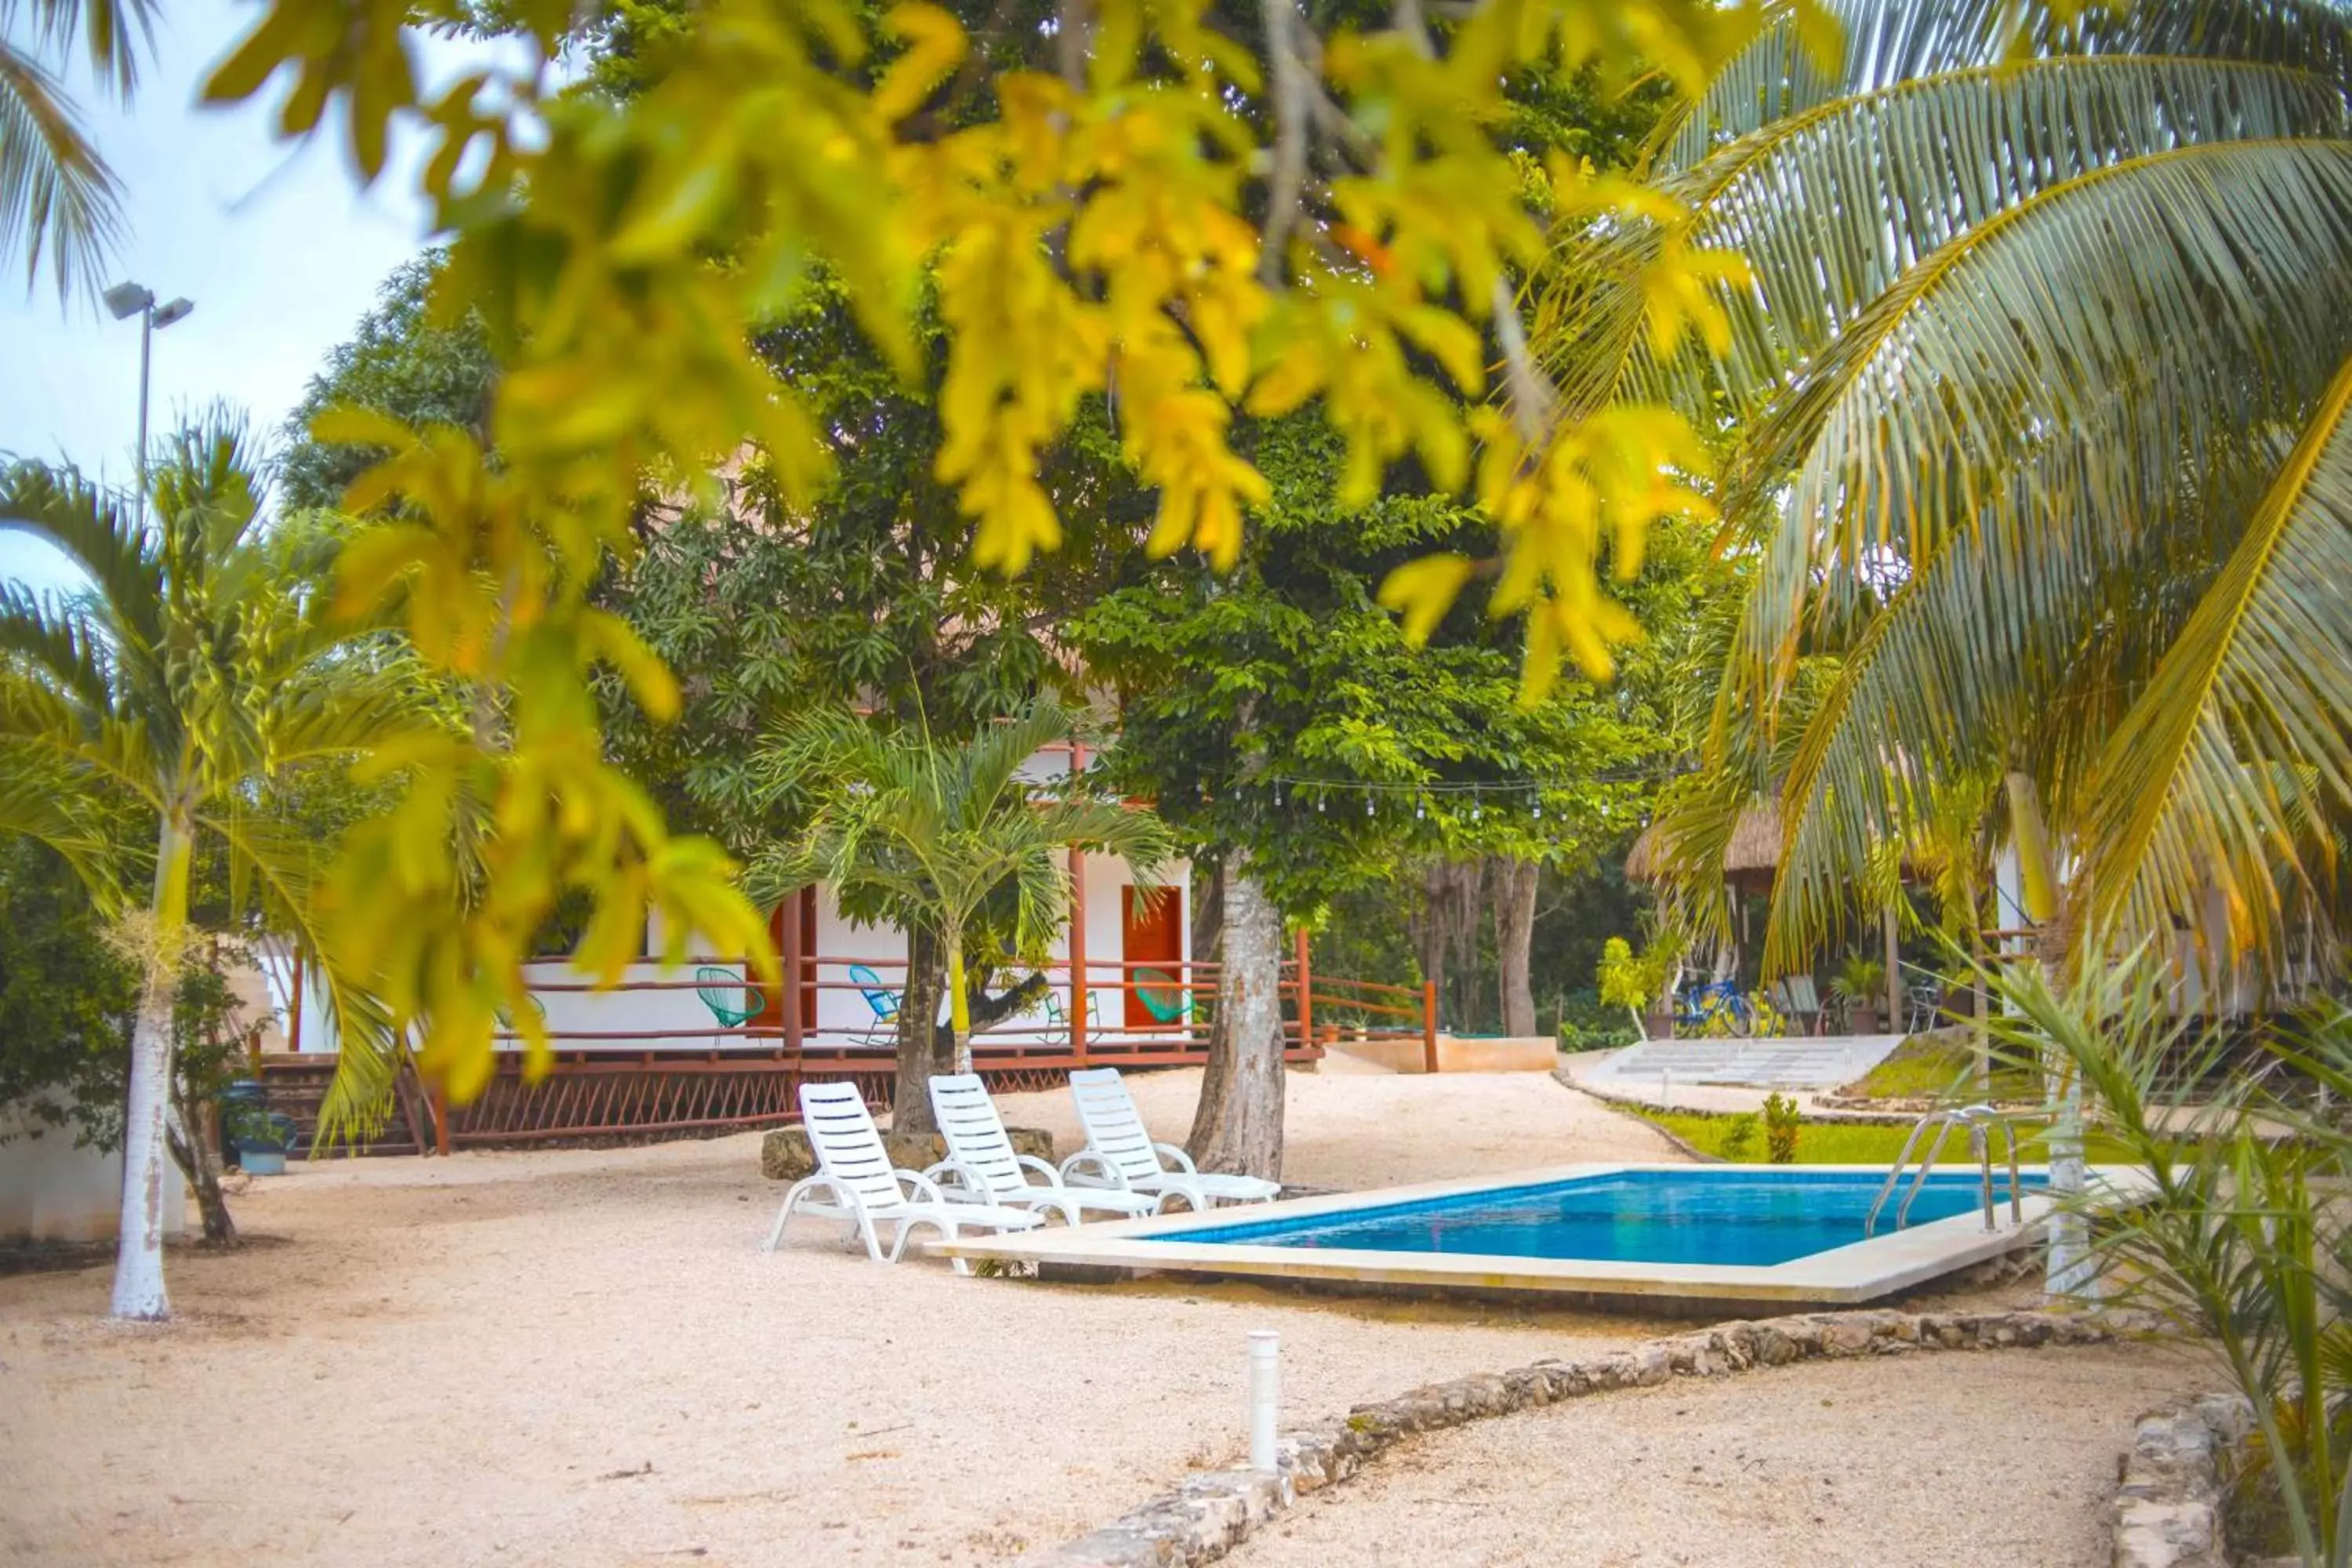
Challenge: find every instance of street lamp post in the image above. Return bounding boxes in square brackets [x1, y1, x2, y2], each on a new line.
[102, 282, 194, 527]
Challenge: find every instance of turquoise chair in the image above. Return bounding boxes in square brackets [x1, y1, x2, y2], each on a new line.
[1043, 989, 1103, 1042]
[695, 966, 759, 1049]
[1134, 967, 1192, 1025]
[848, 963, 901, 1047]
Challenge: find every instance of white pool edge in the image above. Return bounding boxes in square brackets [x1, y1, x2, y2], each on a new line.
[931, 1162, 2151, 1305]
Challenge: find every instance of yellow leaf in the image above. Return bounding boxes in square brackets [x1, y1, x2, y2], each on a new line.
[1377, 555, 1475, 647]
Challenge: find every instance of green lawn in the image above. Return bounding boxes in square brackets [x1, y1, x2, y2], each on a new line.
[1644, 1108, 2139, 1166]
[1836, 1030, 2041, 1102]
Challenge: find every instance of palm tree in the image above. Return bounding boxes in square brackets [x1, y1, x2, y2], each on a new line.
[1541, 0, 2352, 985]
[0, 416, 434, 1318]
[3, 0, 154, 300]
[745, 701, 1171, 1122]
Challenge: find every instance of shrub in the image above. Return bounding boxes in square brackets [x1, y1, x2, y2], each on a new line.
[1762, 1092, 1801, 1164]
[1718, 1112, 1759, 1161]
[1829, 954, 1886, 1005]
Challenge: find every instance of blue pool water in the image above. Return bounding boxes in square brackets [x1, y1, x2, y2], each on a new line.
[1169, 1170, 2035, 1269]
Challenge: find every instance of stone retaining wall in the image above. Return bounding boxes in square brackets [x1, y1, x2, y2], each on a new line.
[1025, 1306, 2170, 1567]
[2111, 1394, 2253, 1568]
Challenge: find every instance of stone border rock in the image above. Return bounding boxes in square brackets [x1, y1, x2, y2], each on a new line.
[1024, 1306, 2168, 1566]
[2111, 1393, 2253, 1568]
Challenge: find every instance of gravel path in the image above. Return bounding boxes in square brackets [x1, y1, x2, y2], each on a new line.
[0, 1068, 1687, 1567]
[1228, 1341, 2212, 1568]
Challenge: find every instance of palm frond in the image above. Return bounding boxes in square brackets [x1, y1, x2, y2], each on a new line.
[0, 737, 119, 904]
[200, 806, 401, 1148]
[2079, 348, 2352, 964]
[1740, 137, 2352, 676]
[0, 39, 122, 303]
[0, 457, 161, 648]
[1653, 0, 2352, 172]
[0, 581, 114, 715]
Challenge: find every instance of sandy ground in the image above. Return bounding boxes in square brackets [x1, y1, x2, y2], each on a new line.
[1229, 1342, 2212, 1568]
[0, 1068, 1684, 1568]
[0, 1066, 2204, 1568]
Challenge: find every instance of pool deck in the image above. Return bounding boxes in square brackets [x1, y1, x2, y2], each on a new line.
[933, 1162, 2147, 1307]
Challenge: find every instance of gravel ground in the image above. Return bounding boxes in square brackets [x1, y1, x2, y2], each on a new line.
[1229, 1341, 2212, 1568]
[0, 1067, 1688, 1568]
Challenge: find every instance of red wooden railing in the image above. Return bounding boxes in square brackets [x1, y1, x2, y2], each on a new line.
[256, 935, 1455, 1156]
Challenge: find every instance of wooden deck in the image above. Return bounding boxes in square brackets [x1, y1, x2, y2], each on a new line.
[257, 1033, 1331, 1156]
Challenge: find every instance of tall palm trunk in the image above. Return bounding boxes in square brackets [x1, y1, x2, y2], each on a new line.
[112, 815, 191, 1320]
[944, 920, 973, 1075]
[1186, 855, 1284, 1180]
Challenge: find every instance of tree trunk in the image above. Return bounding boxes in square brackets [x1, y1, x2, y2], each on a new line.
[888, 927, 951, 1135]
[1492, 858, 1539, 1038]
[165, 1098, 237, 1246]
[112, 982, 177, 1317]
[112, 816, 191, 1320]
[164, 1044, 237, 1247]
[1414, 858, 1483, 1032]
[944, 921, 974, 1075]
[1186, 856, 1284, 1181]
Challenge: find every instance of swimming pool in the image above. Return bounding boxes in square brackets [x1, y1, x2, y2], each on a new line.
[934, 1163, 2116, 1308]
[1168, 1169, 2033, 1269]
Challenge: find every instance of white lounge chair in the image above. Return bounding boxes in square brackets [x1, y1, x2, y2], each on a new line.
[924, 1074, 1163, 1224]
[1060, 1066, 1280, 1210]
[764, 1082, 1043, 1272]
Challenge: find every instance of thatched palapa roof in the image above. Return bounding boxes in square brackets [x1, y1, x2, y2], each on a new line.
[1624, 800, 1783, 883]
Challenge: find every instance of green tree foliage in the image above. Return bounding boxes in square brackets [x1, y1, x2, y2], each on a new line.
[596, 275, 1145, 850]
[0, 837, 136, 1146]
[1076, 412, 1682, 913]
[278, 252, 496, 513]
[191, 0, 1798, 1113]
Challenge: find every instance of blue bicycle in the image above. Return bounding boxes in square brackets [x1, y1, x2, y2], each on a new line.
[1673, 979, 1754, 1037]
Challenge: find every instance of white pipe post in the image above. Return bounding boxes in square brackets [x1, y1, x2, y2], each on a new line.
[1248, 1330, 1279, 1472]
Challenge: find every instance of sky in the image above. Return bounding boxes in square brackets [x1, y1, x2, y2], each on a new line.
[0, 0, 514, 596]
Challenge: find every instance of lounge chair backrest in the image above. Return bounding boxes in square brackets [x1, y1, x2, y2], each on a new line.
[928, 1074, 1026, 1200]
[1069, 1067, 1166, 1183]
[797, 1082, 905, 1210]
[1774, 974, 1820, 1015]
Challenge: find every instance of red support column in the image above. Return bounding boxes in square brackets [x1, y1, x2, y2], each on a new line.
[285, 949, 305, 1054]
[1293, 926, 1312, 1051]
[1069, 740, 1089, 1064]
[1421, 980, 1440, 1074]
[781, 891, 804, 1057]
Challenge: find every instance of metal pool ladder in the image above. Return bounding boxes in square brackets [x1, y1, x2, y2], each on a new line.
[1864, 1103, 2024, 1236]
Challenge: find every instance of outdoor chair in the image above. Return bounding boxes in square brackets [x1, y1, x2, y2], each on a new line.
[1133, 967, 1191, 1025]
[695, 966, 759, 1051]
[1042, 989, 1103, 1044]
[1767, 975, 1823, 1036]
[1061, 1066, 1279, 1210]
[1907, 982, 1946, 1034]
[764, 1082, 1043, 1271]
[848, 963, 901, 1047]
[925, 1073, 1160, 1224]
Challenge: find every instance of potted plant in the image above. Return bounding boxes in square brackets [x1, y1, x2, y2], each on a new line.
[1829, 955, 1886, 1034]
[225, 1095, 298, 1177]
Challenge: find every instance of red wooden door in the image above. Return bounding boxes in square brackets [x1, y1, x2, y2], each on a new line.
[1121, 886, 1183, 1029]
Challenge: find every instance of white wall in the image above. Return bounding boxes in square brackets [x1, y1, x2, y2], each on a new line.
[254, 738, 1189, 1053]
[0, 1108, 185, 1243]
